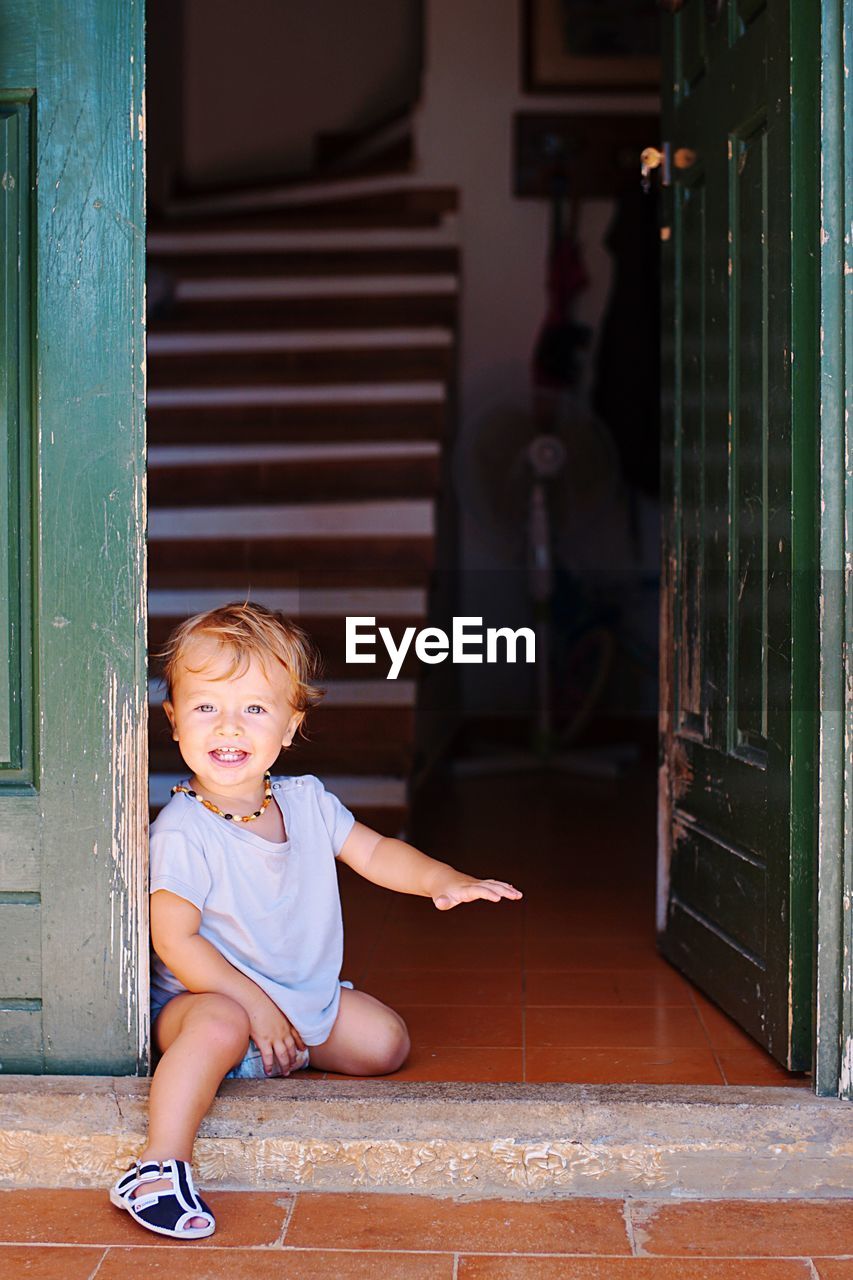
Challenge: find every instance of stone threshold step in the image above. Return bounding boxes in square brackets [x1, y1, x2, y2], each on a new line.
[1, 1078, 850, 1200]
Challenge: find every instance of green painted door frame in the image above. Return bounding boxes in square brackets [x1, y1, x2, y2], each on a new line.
[0, 0, 148, 1073]
[815, 0, 853, 1101]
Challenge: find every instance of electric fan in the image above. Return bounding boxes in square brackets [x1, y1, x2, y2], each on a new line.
[452, 388, 638, 777]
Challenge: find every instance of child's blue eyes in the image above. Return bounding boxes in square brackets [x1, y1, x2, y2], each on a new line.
[194, 704, 266, 714]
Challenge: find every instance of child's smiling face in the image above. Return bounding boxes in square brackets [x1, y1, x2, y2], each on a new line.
[163, 634, 303, 801]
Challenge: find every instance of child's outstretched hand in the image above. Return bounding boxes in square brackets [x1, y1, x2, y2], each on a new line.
[432, 875, 522, 911]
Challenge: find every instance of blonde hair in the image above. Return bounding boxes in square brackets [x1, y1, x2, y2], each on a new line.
[158, 601, 325, 721]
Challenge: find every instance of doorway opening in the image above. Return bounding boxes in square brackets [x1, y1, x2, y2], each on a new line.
[144, 0, 813, 1091]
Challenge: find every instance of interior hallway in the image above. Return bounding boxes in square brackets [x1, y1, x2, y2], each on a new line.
[328, 761, 811, 1088]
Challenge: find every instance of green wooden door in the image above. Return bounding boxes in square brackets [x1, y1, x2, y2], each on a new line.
[658, 0, 818, 1070]
[0, 0, 147, 1073]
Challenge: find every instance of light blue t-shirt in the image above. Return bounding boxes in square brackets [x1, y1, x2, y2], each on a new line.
[149, 774, 355, 1045]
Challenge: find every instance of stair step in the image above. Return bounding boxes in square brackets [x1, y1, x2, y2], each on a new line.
[153, 209, 451, 233]
[148, 225, 457, 253]
[148, 335, 454, 387]
[148, 382, 446, 408]
[162, 178, 458, 222]
[148, 586, 428, 677]
[153, 293, 458, 332]
[148, 329, 454, 353]
[148, 584, 428, 618]
[149, 498, 434, 538]
[315, 110, 413, 176]
[148, 244, 459, 275]
[149, 772, 407, 832]
[148, 498, 435, 584]
[148, 440, 442, 506]
[173, 273, 458, 302]
[147, 383, 447, 445]
[149, 351, 452, 387]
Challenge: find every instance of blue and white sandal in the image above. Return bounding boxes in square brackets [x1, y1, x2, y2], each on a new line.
[110, 1157, 215, 1239]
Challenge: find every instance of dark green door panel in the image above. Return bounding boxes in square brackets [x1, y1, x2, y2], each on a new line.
[659, 0, 818, 1069]
[0, 0, 147, 1073]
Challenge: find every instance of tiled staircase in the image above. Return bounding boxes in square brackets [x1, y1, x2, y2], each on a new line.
[147, 174, 460, 833]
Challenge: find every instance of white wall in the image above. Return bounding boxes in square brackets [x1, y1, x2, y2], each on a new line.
[416, 0, 660, 715]
[182, 0, 422, 187]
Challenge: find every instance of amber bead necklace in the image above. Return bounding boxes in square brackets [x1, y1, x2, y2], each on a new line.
[171, 771, 273, 823]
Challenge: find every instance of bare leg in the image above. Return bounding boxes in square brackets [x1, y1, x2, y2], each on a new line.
[135, 992, 250, 1229]
[307, 987, 410, 1076]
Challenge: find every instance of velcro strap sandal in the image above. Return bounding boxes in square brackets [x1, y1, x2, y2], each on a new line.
[110, 1157, 215, 1238]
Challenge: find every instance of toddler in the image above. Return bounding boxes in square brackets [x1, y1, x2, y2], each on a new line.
[110, 601, 522, 1239]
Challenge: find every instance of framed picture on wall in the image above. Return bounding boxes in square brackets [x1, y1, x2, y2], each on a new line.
[522, 0, 661, 93]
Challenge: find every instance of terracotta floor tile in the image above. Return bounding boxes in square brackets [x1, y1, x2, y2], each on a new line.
[632, 1199, 853, 1256]
[525, 1045, 725, 1084]
[524, 936, 665, 971]
[815, 1264, 853, 1279]
[360, 968, 523, 1007]
[386, 899, 524, 939]
[96, 1247, 454, 1278]
[339, 1044, 524, 1082]
[525, 1005, 707, 1049]
[692, 994, 766, 1051]
[525, 968, 694, 1007]
[717, 1051, 811, 1087]
[395, 1004, 522, 1047]
[286, 1193, 631, 1255]
[524, 913, 655, 941]
[0, 1246, 107, 1279]
[0, 1189, 290, 1247]
[458, 1258, 813, 1279]
[370, 934, 523, 970]
[524, 890, 654, 918]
